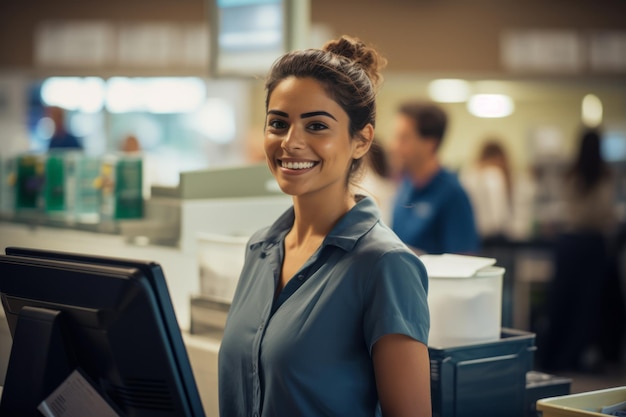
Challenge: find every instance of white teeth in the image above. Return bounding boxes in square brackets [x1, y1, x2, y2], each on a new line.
[281, 161, 315, 170]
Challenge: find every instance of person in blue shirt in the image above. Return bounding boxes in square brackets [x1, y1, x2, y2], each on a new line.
[390, 101, 479, 255]
[218, 36, 431, 417]
[45, 106, 82, 150]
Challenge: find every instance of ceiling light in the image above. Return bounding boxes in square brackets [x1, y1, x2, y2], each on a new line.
[41, 77, 105, 113]
[428, 79, 471, 103]
[467, 94, 514, 118]
[581, 94, 602, 128]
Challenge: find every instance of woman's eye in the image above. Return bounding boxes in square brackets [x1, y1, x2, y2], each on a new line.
[268, 119, 288, 130]
[308, 122, 328, 131]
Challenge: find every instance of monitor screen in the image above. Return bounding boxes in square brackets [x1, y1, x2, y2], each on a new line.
[0, 247, 205, 417]
[208, 0, 310, 77]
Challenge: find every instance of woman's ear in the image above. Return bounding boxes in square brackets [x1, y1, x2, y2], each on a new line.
[352, 124, 374, 160]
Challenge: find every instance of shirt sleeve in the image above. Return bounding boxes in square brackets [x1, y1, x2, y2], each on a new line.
[363, 249, 430, 353]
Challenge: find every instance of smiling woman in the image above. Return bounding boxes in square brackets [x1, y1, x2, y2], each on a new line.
[218, 35, 432, 417]
[264, 76, 364, 199]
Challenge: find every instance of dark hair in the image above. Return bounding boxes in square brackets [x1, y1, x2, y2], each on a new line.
[568, 128, 611, 191]
[367, 137, 391, 178]
[398, 101, 448, 150]
[265, 35, 387, 184]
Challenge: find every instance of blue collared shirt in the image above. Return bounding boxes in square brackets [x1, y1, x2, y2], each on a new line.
[48, 133, 82, 150]
[392, 169, 480, 255]
[218, 197, 429, 417]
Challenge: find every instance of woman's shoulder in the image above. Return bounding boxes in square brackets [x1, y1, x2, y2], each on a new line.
[355, 221, 422, 265]
[354, 222, 429, 296]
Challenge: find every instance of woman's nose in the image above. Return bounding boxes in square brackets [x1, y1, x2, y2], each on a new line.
[281, 126, 304, 151]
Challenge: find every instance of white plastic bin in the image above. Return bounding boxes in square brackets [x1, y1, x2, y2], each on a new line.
[196, 232, 249, 303]
[421, 254, 504, 347]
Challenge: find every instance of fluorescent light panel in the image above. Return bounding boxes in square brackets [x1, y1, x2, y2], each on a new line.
[467, 94, 515, 118]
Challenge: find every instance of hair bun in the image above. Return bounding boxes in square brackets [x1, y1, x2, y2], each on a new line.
[323, 35, 387, 88]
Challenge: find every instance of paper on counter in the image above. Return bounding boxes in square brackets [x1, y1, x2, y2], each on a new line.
[601, 399, 626, 415]
[38, 369, 121, 417]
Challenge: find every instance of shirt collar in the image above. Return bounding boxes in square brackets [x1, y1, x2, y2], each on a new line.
[249, 196, 381, 253]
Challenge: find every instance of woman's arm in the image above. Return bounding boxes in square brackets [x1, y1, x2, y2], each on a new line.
[373, 334, 432, 417]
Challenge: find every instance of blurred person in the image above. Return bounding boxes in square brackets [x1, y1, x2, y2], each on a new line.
[120, 134, 141, 153]
[389, 101, 479, 255]
[218, 36, 431, 417]
[45, 106, 82, 150]
[540, 128, 618, 372]
[461, 139, 537, 328]
[118, 133, 162, 199]
[460, 139, 535, 242]
[460, 140, 512, 241]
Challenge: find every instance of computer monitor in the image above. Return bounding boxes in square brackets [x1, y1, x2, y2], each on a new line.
[0, 247, 206, 417]
[208, 0, 310, 77]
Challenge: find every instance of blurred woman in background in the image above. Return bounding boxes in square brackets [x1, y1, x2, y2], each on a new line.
[540, 128, 618, 372]
[461, 140, 513, 241]
[461, 139, 536, 243]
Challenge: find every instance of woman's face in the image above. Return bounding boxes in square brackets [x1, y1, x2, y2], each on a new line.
[264, 76, 370, 199]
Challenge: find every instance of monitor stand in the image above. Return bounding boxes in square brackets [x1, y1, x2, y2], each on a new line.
[0, 306, 74, 417]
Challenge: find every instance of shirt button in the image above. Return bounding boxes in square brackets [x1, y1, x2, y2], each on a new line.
[297, 274, 304, 281]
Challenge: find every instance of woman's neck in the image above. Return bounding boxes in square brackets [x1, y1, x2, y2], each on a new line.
[288, 190, 354, 248]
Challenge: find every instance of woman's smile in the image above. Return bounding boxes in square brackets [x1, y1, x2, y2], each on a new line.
[277, 158, 320, 175]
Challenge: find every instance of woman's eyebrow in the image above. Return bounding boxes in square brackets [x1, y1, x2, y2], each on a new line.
[301, 111, 337, 121]
[267, 110, 288, 117]
[267, 109, 338, 121]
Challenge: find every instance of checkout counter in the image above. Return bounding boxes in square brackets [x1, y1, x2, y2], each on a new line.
[0, 161, 575, 416]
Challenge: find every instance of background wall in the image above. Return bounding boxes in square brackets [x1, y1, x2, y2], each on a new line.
[2, 0, 626, 74]
[311, 0, 626, 75]
[0, 0, 207, 75]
